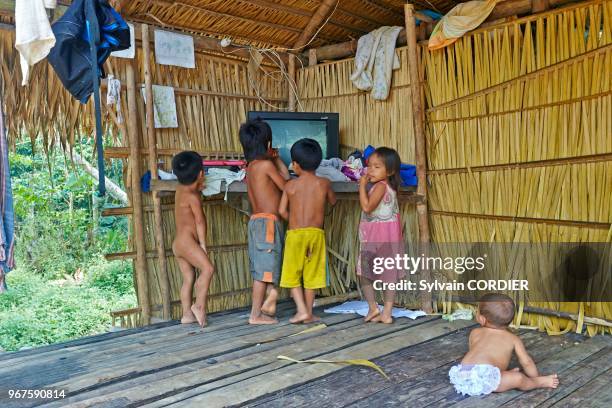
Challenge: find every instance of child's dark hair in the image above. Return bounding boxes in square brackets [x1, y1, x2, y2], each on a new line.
[479, 293, 515, 327]
[239, 118, 272, 162]
[372, 147, 401, 191]
[290, 138, 322, 171]
[172, 151, 202, 185]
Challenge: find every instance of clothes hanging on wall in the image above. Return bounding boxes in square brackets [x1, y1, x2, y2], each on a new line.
[0, 95, 16, 292]
[15, 0, 57, 86]
[428, 0, 497, 50]
[47, 0, 131, 103]
[350, 26, 402, 101]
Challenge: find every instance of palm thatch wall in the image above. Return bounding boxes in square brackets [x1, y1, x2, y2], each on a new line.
[422, 0, 611, 335]
[296, 48, 420, 307]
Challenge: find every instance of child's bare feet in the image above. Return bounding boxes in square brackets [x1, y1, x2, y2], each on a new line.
[261, 298, 277, 317]
[303, 314, 321, 324]
[510, 367, 520, 372]
[290, 312, 311, 324]
[364, 308, 380, 322]
[372, 314, 393, 324]
[191, 304, 207, 327]
[180, 311, 197, 324]
[539, 374, 559, 389]
[248, 313, 278, 325]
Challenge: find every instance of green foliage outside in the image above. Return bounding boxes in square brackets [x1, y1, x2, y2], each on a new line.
[0, 142, 137, 352]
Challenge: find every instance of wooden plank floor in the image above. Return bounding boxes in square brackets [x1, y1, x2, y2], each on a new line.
[0, 302, 609, 408]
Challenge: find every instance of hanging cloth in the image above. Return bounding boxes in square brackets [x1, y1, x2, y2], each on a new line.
[350, 26, 402, 101]
[15, 0, 57, 86]
[0, 94, 16, 292]
[48, 0, 130, 196]
[47, 0, 131, 103]
[428, 0, 497, 50]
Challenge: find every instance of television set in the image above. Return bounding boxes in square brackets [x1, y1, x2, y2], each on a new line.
[247, 111, 339, 167]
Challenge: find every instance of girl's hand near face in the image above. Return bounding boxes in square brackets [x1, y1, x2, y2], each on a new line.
[359, 169, 369, 188]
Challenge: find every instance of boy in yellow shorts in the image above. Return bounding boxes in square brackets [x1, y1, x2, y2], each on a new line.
[279, 139, 336, 323]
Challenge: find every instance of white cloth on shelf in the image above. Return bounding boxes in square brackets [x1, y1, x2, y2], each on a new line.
[350, 26, 402, 100]
[158, 169, 177, 181]
[324, 301, 427, 320]
[15, 0, 57, 86]
[202, 168, 246, 199]
[316, 158, 349, 182]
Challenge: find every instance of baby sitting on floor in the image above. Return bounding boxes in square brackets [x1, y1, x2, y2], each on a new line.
[449, 293, 559, 396]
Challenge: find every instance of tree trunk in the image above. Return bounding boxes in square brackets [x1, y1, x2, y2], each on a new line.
[70, 149, 129, 205]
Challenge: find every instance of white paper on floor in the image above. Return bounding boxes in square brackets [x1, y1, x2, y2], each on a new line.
[324, 301, 427, 320]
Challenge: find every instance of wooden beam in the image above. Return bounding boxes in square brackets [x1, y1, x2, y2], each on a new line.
[307, 30, 407, 63]
[293, 0, 338, 51]
[246, 0, 367, 35]
[404, 4, 432, 314]
[131, 21, 288, 64]
[303, 0, 578, 62]
[104, 146, 244, 159]
[126, 60, 151, 326]
[141, 24, 172, 322]
[532, 0, 551, 13]
[154, 0, 335, 42]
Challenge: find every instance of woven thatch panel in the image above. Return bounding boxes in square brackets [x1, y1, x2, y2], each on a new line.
[108, 45, 294, 317]
[423, 0, 612, 334]
[0, 31, 102, 150]
[297, 48, 421, 307]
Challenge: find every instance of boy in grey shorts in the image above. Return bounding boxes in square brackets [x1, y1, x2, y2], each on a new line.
[239, 119, 289, 324]
[248, 214, 284, 284]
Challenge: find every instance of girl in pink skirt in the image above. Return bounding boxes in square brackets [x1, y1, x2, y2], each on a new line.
[357, 147, 404, 324]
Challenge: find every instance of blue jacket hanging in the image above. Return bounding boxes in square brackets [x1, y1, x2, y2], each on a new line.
[47, 0, 130, 103]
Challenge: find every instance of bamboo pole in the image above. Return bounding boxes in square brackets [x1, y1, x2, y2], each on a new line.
[293, 0, 337, 51]
[126, 61, 151, 325]
[141, 24, 172, 321]
[288, 54, 296, 111]
[405, 4, 432, 313]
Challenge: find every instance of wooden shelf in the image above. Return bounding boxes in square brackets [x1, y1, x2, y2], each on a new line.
[150, 179, 422, 203]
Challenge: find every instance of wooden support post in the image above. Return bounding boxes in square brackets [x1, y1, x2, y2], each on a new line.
[288, 54, 296, 111]
[141, 24, 172, 321]
[308, 49, 317, 66]
[126, 62, 151, 325]
[405, 4, 433, 314]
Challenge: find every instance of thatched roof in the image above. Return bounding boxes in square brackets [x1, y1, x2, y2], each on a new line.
[0, 1, 462, 49]
[114, 0, 457, 49]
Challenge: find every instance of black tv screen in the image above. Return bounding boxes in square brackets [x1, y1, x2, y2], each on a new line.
[247, 111, 339, 166]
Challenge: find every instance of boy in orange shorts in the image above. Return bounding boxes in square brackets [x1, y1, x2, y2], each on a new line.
[239, 119, 290, 324]
[279, 138, 336, 323]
